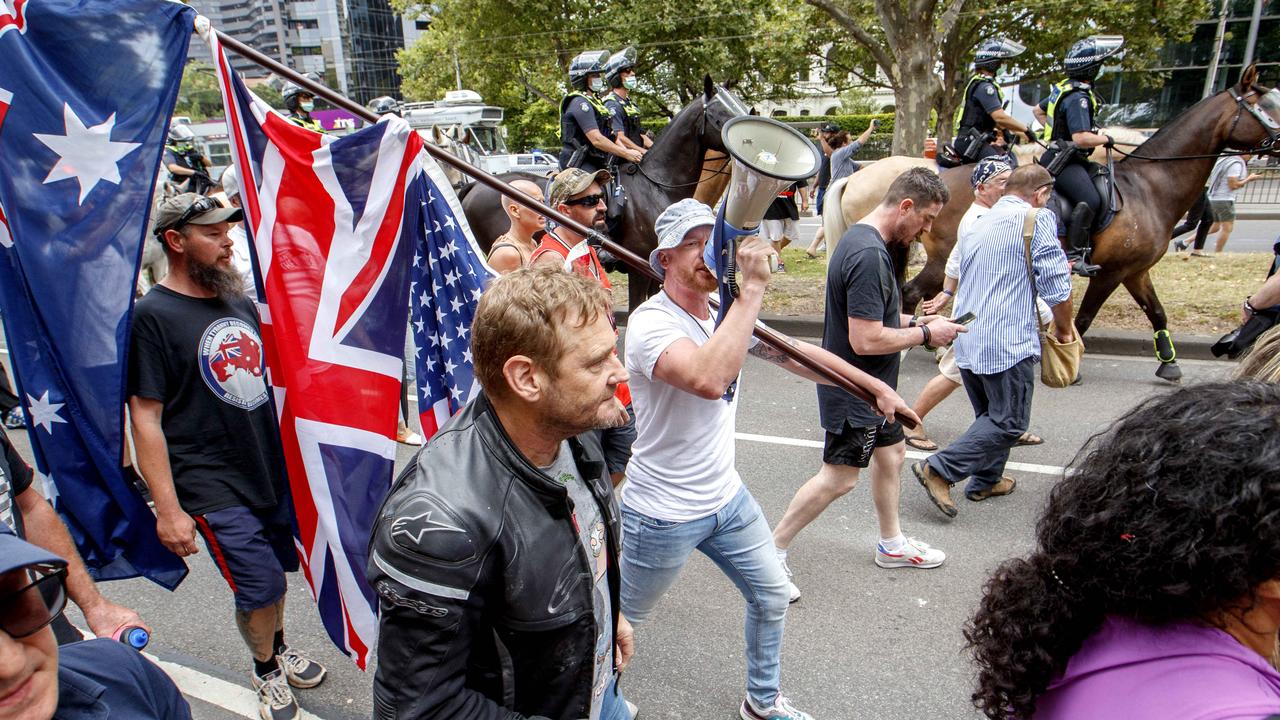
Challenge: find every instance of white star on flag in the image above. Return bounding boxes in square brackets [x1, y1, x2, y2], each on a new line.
[33, 104, 141, 204]
[26, 390, 67, 434]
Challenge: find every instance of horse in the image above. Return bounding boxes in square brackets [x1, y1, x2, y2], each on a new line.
[458, 76, 746, 311]
[826, 95, 1266, 382]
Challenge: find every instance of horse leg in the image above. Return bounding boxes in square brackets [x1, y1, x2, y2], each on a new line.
[1073, 270, 1124, 338]
[1121, 270, 1182, 383]
[903, 256, 945, 312]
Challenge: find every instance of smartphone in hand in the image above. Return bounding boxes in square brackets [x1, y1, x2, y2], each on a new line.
[954, 311, 976, 325]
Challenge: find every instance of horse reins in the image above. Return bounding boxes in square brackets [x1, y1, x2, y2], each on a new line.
[1101, 86, 1280, 161]
[629, 95, 735, 190]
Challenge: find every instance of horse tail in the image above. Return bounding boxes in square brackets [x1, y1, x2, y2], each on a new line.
[823, 175, 853, 252]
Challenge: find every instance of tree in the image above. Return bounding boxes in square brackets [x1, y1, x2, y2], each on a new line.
[392, 0, 813, 149]
[173, 61, 287, 122]
[808, 0, 1208, 154]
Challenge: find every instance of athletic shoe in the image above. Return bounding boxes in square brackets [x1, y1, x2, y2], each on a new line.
[776, 551, 801, 603]
[4, 408, 25, 429]
[252, 669, 299, 720]
[912, 460, 957, 518]
[278, 646, 326, 689]
[875, 537, 945, 569]
[740, 694, 814, 720]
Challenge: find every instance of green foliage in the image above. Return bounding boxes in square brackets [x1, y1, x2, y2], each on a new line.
[172, 61, 224, 121]
[771, 112, 895, 135]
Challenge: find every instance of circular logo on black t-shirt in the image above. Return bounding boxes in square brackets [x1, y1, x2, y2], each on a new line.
[198, 318, 268, 410]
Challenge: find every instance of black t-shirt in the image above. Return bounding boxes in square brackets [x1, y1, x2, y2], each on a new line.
[765, 182, 802, 221]
[0, 426, 34, 536]
[128, 286, 285, 515]
[817, 224, 901, 430]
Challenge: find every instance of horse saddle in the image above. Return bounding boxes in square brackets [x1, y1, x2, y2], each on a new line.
[1049, 164, 1120, 236]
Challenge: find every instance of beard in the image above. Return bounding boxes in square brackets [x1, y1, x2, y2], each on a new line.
[188, 258, 245, 300]
[542, 381, 626, 436]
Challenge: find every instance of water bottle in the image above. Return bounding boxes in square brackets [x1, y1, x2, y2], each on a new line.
[112, 625, 150, 650]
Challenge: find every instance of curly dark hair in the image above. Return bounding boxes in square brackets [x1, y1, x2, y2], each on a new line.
[966, 381, 1280, 719]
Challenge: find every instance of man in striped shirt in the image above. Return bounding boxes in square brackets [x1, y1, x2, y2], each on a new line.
[913, 164, 1074, 518]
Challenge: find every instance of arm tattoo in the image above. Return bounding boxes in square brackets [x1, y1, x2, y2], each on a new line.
[749, 339, 795, 365]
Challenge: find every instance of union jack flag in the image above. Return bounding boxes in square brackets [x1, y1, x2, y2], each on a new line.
[207, 28, 445, 668]
[409, 164, 493, 439]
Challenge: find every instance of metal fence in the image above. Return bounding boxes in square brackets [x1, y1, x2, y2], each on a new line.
[1235, 165, 1280, 205]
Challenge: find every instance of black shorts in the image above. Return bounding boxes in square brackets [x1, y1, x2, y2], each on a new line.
[599, 403, 637, 476]
[822, 420, 905, 468]
[194, 501, 299, 611]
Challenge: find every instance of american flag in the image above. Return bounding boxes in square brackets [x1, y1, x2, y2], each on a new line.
[207, 28, 439, 668]
[410, 172, 494, 439]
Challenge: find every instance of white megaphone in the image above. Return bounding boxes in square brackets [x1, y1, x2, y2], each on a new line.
[705, 116, 821, 322]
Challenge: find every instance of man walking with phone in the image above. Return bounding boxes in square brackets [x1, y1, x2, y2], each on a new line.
[913, 165, 1074, 518]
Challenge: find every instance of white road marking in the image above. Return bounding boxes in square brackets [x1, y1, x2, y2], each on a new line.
[734, 431, 1068, 477]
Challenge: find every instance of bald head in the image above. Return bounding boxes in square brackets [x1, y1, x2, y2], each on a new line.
[500, 179, 546, 241]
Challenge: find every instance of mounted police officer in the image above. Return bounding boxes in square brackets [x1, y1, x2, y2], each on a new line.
[282, 73, 325, 132]
[602, 46, 651, 156]
[559, 50, 643, 172]
[1034, 35, 1125, 276]
[950, 37, 1033, 165]
[164, 123, 213, 195]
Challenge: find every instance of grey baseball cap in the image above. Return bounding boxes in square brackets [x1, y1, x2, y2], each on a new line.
[650, 198, 716, 278]
[0, 523, 66, 576]
[153, 193, 242, 236]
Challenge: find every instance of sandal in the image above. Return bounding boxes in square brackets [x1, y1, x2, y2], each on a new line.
[905, 434, 939, 452]
[1016, 431, 1043, 447]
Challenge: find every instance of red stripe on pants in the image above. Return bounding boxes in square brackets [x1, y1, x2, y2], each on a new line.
[194, 515, 239, 594]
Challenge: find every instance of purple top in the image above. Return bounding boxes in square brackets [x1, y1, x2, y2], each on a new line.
[1036, 615, 1280, 719]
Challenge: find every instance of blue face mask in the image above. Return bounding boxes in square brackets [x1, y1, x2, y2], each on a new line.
[300, 101, 315, 113]
[622, 76, 638, 90]
[590, 77, 606, 93]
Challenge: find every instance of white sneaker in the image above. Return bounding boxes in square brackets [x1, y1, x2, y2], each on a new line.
[252, 669, 299, 720]
[776, 551, 801, 603]
[741, 694, 814, 720]
[875, 536, 945, 569]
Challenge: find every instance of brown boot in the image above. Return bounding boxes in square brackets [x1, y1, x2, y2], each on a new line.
[966, 476, 1017, 502]
[912, 461, 956, 518]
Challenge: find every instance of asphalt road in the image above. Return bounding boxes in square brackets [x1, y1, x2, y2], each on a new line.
[7, 345, 1239, 720]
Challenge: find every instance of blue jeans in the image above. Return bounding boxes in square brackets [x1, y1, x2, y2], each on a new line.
[620, 485, 790, 707]
[600, 675, 632, 720]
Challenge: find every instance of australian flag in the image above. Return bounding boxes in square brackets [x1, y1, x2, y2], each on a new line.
[0, 0, 192, 588]
[205, 27, 494, 667]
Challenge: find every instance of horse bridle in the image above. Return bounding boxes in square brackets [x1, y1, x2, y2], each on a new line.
[632, 92, 736, 190]
[1107, 84, 1280, 161]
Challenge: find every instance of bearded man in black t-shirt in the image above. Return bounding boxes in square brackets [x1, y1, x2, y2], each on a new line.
[128, 194, 325, 720]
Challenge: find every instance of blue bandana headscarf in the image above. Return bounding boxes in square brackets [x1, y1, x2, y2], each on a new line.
[971, 156, 1013, 188]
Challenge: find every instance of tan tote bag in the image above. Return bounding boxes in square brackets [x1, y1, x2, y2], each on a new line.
[1021, 209, 1084, 388]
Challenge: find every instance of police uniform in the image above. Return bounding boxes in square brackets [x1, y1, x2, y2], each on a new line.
[559, 91, 616, 172]
[952, 73, 1007, 162]
[287, 114, 324, 132]
[1039, 79, 1103, 217]
[603, 90, 645, 148]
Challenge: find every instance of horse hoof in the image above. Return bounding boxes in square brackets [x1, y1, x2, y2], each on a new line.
[1155, 362, 1182, 383]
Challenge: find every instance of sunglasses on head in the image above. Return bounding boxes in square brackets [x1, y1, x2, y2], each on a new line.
[0, 566, 67, 639]
[563, 193, 605, 208]
[159, 195, 220, 235]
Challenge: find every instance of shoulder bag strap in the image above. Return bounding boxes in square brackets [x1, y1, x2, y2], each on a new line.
[1021, 208, 1046, 330]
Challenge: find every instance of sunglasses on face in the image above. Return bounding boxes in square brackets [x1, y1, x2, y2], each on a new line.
[0, 566, 67, 639]
[563, 193, 605, 208]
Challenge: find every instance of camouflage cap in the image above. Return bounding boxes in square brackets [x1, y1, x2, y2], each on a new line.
[548, 167, 612, 208]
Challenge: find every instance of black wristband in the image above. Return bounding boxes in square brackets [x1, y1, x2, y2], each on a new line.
[909, 314, 918, 328]
[1245, 296, 1258, 314]
[920, 324, 932, 347]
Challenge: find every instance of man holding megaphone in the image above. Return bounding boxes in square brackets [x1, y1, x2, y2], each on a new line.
[619, 199, 914, 720]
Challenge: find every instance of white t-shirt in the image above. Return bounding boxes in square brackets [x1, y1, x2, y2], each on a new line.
[950, 201, 1053, 325]
[228, 224, 257, 296]
[622, 291, 747, 522]
[1207, 156, 1248, 201]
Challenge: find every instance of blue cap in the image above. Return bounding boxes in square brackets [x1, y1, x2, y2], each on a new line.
[971, 156, 1012, 188]
[0, 523, 67, 575]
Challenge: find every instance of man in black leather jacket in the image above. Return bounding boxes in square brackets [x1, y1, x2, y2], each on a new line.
[368, 267, 636, 720]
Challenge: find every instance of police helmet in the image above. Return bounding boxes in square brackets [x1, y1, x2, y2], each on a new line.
[974, 37, 1025, 72]
[369, 96, 402, 116]
[168, 123, 195, 144]
[282, 72, 321, 111]
[569, 50, 610, 91]
[1065, 35, 1124, 82]
[605, 46, 637, 89]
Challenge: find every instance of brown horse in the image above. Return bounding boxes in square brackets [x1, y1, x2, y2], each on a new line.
[459, 78, 746, 311]
[869, 68, 1279, 382]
